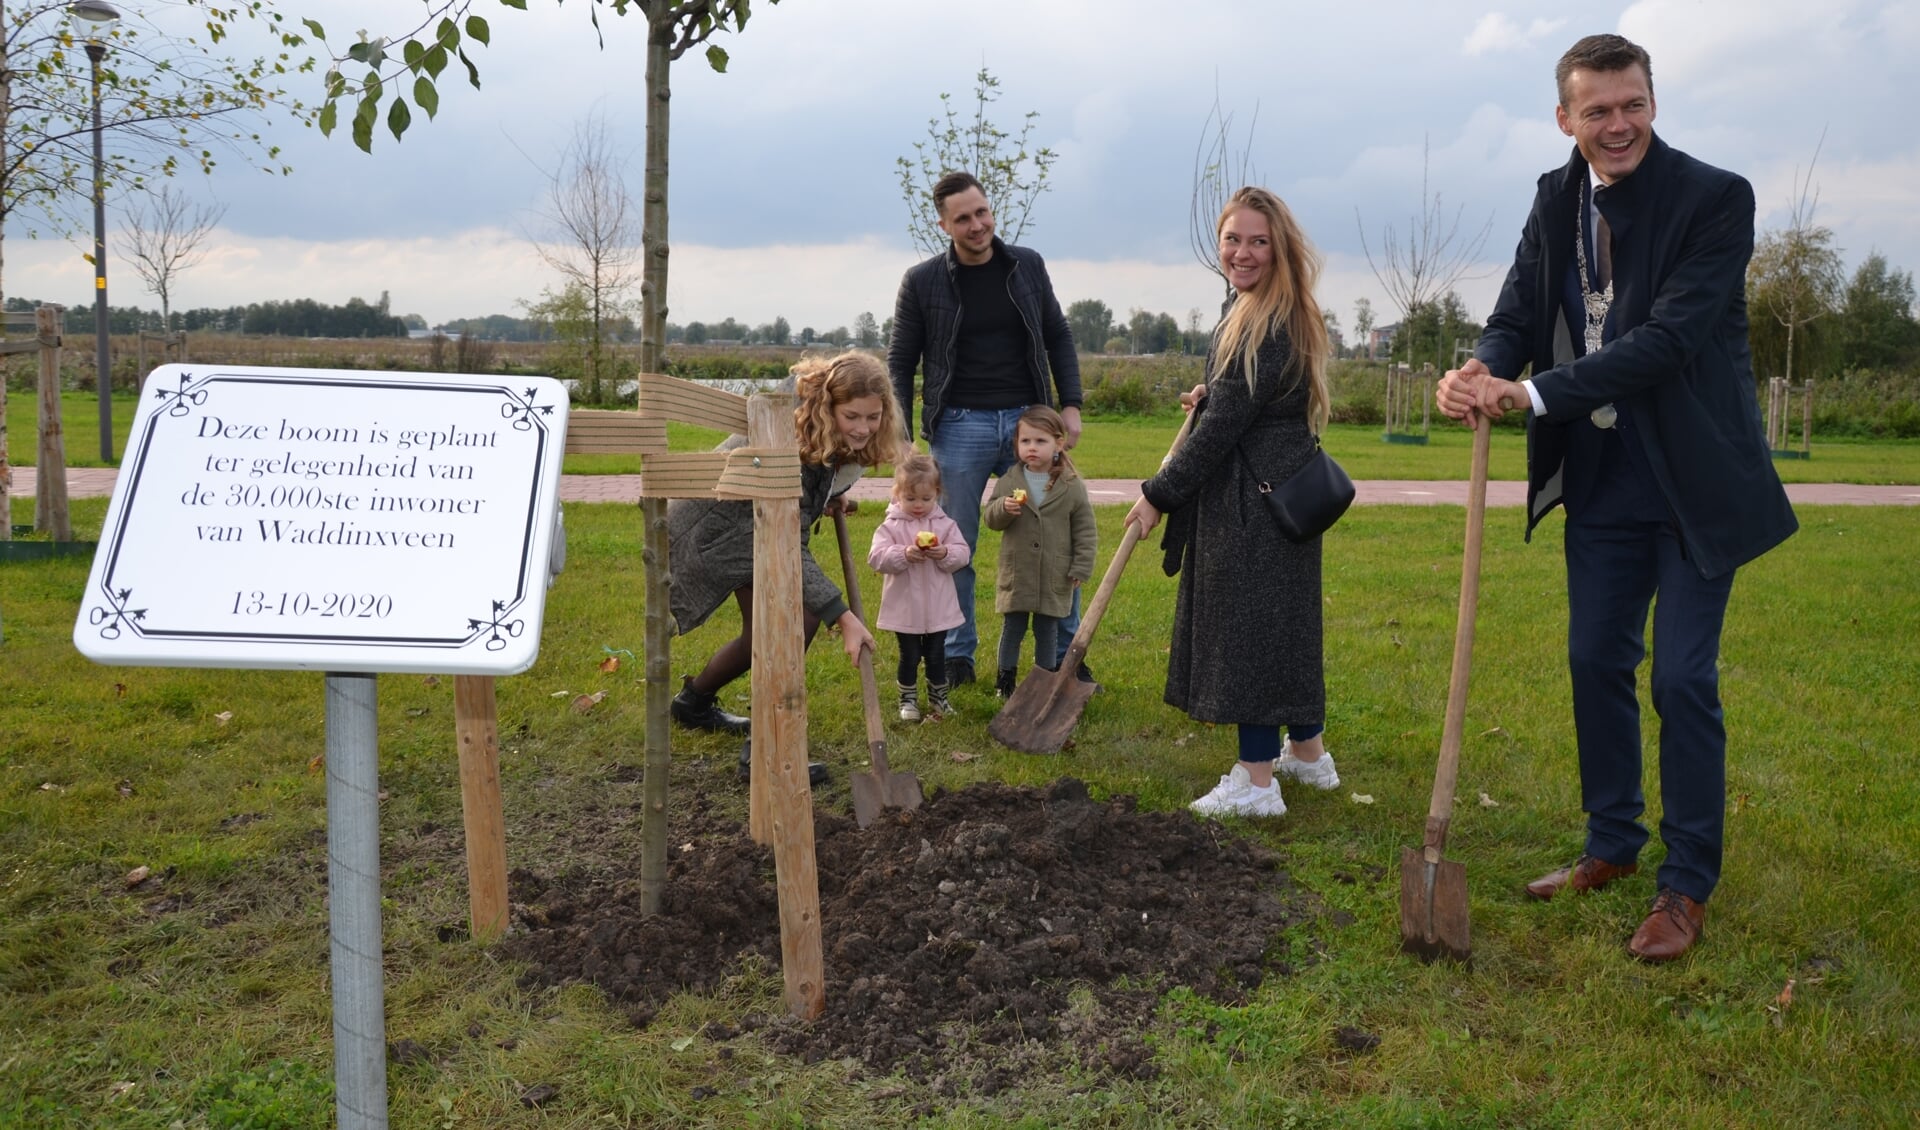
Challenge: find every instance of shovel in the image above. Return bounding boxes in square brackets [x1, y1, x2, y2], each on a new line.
[1399, 410, 1496, 963]
[832, 509, 924, 827]
[989, 414, 1194, 755]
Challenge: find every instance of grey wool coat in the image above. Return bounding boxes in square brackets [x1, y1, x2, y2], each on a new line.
[982, 463, 1097, 618]
[1140, 327, 1325, 726]
[665, 459, 853, 636]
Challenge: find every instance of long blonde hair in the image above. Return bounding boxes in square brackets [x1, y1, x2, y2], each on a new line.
[791, 351, 904, 467]
[1212, 187, 1331, 433]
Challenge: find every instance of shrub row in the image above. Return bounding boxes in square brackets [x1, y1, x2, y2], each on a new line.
[8, 338, 1917, 436]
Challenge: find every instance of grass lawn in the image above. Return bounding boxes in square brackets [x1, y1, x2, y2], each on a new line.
[3, 494, 1915, 1127]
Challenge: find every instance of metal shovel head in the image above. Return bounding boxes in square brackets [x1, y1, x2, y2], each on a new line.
[1399, 847, 1472, 963]
[987, 666, 1096, 754]
[850, 742, 923, 829]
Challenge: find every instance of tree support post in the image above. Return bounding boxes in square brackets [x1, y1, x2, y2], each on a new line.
[35, 307, 71, 540]
[746, 393, 825, 1020]
[453, 675, 509, 941]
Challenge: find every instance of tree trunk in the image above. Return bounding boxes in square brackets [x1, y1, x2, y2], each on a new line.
[636, 6, 674, 919]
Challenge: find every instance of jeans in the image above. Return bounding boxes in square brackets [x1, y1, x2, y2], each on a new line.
[997, 612, 1060, 674]
[929, 406, 1081, 668]
[1237, 723, 1325, 763]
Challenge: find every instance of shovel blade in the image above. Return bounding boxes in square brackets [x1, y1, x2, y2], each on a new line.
[1398, 847, 1472, 963]
[887, 769, 925, 814]
[987, 666, 1097, 754]
[850, 771, 887, 829]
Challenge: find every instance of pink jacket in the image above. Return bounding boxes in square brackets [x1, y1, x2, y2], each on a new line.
[867, 501, 970, 634]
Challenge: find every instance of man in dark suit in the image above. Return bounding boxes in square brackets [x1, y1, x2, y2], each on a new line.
[1437, 33, 1797, 961]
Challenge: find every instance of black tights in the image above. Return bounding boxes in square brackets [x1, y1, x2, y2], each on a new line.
[895, 630, 949, 687]
[687, 586, 824, 695]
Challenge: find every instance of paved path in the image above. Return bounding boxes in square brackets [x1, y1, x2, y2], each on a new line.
[14, 466, 1920, 507]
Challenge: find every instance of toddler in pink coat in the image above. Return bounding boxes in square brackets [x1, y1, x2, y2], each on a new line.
[868, 453, 971, 720]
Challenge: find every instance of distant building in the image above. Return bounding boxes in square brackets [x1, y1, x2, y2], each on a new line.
[1369, 322, 1399, 360]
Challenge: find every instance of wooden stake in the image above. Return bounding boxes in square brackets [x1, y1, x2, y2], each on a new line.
[35, 307, 71, 541]
[454, 674, 510, 941]
[747, 393, 824, 1020]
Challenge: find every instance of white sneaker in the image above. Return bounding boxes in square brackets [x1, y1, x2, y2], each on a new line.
[1275, 741, 1340, 790]
[1189, 763, 1287, 818]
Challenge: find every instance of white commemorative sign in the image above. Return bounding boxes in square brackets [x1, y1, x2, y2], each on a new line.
[73, 364, 569, 674]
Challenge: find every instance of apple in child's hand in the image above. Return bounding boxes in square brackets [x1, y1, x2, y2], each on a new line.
[915, 530, 938, 548]
[1011, 489, 1029, 503]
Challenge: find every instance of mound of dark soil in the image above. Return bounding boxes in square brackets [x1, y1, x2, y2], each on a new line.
[503, 777, 1312, 1085]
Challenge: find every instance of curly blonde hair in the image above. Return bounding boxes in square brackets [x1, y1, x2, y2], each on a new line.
[791, 351, 904, 468]
[1213, 186, 1332, 434]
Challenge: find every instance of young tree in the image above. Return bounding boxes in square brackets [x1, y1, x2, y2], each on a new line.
[0, 0, 311, 312]
[1188, 90, 1259, 297]
[310, 0, 780, 927]
[1748, 153, 1843, 385]
[853, 311, 878, 348]
[895, 66, 1056, 257]
[1066, 298, 1112, 354]
[116, 184, 225, 332]
[1352, 297, 1375, 360]
[1356, 138, 1491, 358]
[530, 111, 638, 403]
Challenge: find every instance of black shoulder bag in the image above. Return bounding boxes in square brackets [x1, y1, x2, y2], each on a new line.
[1237, 439, 1355, 543]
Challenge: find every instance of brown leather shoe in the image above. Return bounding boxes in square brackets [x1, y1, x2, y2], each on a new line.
[1524, 854, 1639, 900]
[1628, 889, 1706, 962]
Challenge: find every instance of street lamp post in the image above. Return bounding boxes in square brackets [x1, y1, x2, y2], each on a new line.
[72, 1, 120, 461]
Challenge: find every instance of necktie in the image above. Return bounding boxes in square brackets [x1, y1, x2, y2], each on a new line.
[1595, 210, 1613, 291]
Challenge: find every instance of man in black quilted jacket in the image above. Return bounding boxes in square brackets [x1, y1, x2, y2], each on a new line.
[886, 170, 1085, 688]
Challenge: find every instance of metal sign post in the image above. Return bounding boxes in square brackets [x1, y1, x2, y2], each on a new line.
[74, 364, 569, 1128]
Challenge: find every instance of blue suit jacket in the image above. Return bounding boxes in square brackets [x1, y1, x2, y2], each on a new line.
[1475, 134, 1797, 578]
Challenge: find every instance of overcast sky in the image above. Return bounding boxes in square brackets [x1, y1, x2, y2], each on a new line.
[8, 0, 1917, 339]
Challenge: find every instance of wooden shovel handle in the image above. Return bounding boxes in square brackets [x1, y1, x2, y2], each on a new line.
[1058, 411, 1198, 672]
[1425, 413, 1493, 856]
[832, 509, 890, 769]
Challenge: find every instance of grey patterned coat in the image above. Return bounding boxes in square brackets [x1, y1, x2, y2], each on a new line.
[1139, 328, 1324, 726]
[666, 459, 853, 636]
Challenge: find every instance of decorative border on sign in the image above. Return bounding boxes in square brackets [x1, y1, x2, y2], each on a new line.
[92, 372, 556, 652]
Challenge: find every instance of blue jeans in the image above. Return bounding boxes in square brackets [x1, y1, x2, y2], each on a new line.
[928, 406, 1080, 668]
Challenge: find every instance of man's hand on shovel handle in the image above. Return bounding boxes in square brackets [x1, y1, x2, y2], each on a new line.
[1438, 358, 1523, 422]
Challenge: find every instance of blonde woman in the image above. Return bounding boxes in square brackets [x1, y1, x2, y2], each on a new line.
[1125, 187, 1341, 818]
[667, 351, 905, 782]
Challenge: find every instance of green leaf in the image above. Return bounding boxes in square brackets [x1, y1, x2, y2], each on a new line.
[436, 17, 460, 52]
[499, 0, 528, 8]
[351, 110, 373, 153]
[414, 77, 439, 119]
[465, 15, 491, 46]
[301, 18, 326, 40]
[317, 101, 337, 137]
[459, 48, 480, 90]
[424, 44, 449, 79]
[387, 97, 412, 141]
[705, 44, 729, 73]
[403, 39, 426, 72]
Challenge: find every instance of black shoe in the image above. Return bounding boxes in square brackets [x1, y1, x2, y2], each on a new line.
[1074, 662, 1101, 693]
[947, 658, 976, 687]
[671, 676, 750, 735]
[995, 667, 1017, 698]
[737, 740, 830, 788]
